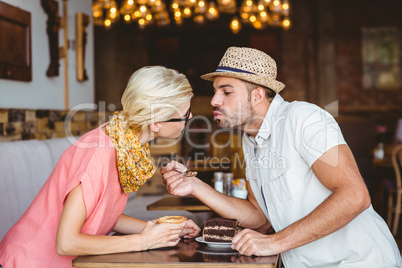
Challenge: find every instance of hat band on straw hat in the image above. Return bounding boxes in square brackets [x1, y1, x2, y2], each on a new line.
[216, 66, 256, 75]
[201, 47, 286, 93]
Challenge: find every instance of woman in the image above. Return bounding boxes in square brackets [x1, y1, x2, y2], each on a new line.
[0, 66, 200, 267]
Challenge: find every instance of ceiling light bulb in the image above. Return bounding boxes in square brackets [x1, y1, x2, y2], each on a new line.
[92, 3, 103, 18]
[175, 10, 182, 18]
[206, 2, 219, 20]
[104, 19, 112, 27]
[138, 18, 146, 27]
[282, 17, 291, 29]
[230, 17, 241, 34]
[260, 11, 268, 22]
[184, 7, 192, 17]
[134, 10, 141, 17]
[253, 20, 262, 29]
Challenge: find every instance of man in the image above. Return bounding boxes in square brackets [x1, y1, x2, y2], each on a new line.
[161, 47, 401, 267]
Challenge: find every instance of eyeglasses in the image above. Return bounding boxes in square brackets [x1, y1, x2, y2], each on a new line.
[162, 108, 191, 123]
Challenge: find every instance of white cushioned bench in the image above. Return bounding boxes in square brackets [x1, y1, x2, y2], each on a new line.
[0, 138, 212, 240]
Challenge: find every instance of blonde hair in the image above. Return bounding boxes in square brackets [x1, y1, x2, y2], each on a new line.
[121, 66, 194, 132]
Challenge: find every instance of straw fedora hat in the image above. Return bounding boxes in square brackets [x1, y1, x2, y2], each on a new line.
[201, 47, 285, 93]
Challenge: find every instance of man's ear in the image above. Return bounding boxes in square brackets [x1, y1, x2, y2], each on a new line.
[252, 87, 266, 104]
[149, 122, 160, 133]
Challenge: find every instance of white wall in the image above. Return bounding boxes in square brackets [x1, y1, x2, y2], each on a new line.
[0, 0, 94, 110]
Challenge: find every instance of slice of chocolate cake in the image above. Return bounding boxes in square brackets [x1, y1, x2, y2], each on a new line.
[202, 218, 241, 242]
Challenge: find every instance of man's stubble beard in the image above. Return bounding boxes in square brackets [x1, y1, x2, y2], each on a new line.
[214, 101, 253, 130]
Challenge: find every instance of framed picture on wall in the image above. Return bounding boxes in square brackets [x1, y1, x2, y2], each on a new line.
[361, 27, 401, 90]
[0, 1, 32, 81]
[76, 13, 90, 81]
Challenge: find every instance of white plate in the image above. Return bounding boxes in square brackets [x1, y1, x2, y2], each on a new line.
[195, 236, 233, 248]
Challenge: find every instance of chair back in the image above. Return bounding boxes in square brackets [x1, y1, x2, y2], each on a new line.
[392, 144, 402, 189]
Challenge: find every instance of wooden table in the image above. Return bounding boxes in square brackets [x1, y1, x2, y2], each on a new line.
[72, 238, 277, 267]
[147, 196, 211, 212]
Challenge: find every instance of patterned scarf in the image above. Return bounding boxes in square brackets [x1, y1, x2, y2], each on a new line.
[106, 112, 155, 193]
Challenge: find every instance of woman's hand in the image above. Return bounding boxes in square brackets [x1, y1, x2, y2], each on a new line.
[160, 161, 196, 196]
[181, 219, 201, 238]
[138, 220, 186, 250]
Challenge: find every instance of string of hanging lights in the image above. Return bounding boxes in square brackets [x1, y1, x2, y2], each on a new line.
[92, 0, 291, 34]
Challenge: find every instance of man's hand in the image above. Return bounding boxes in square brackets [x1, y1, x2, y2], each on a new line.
[160, 161, 196, 196]
[231, 229, 280, 256]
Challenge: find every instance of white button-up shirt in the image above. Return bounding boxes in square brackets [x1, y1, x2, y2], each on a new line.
[243, 95, 401, 267]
